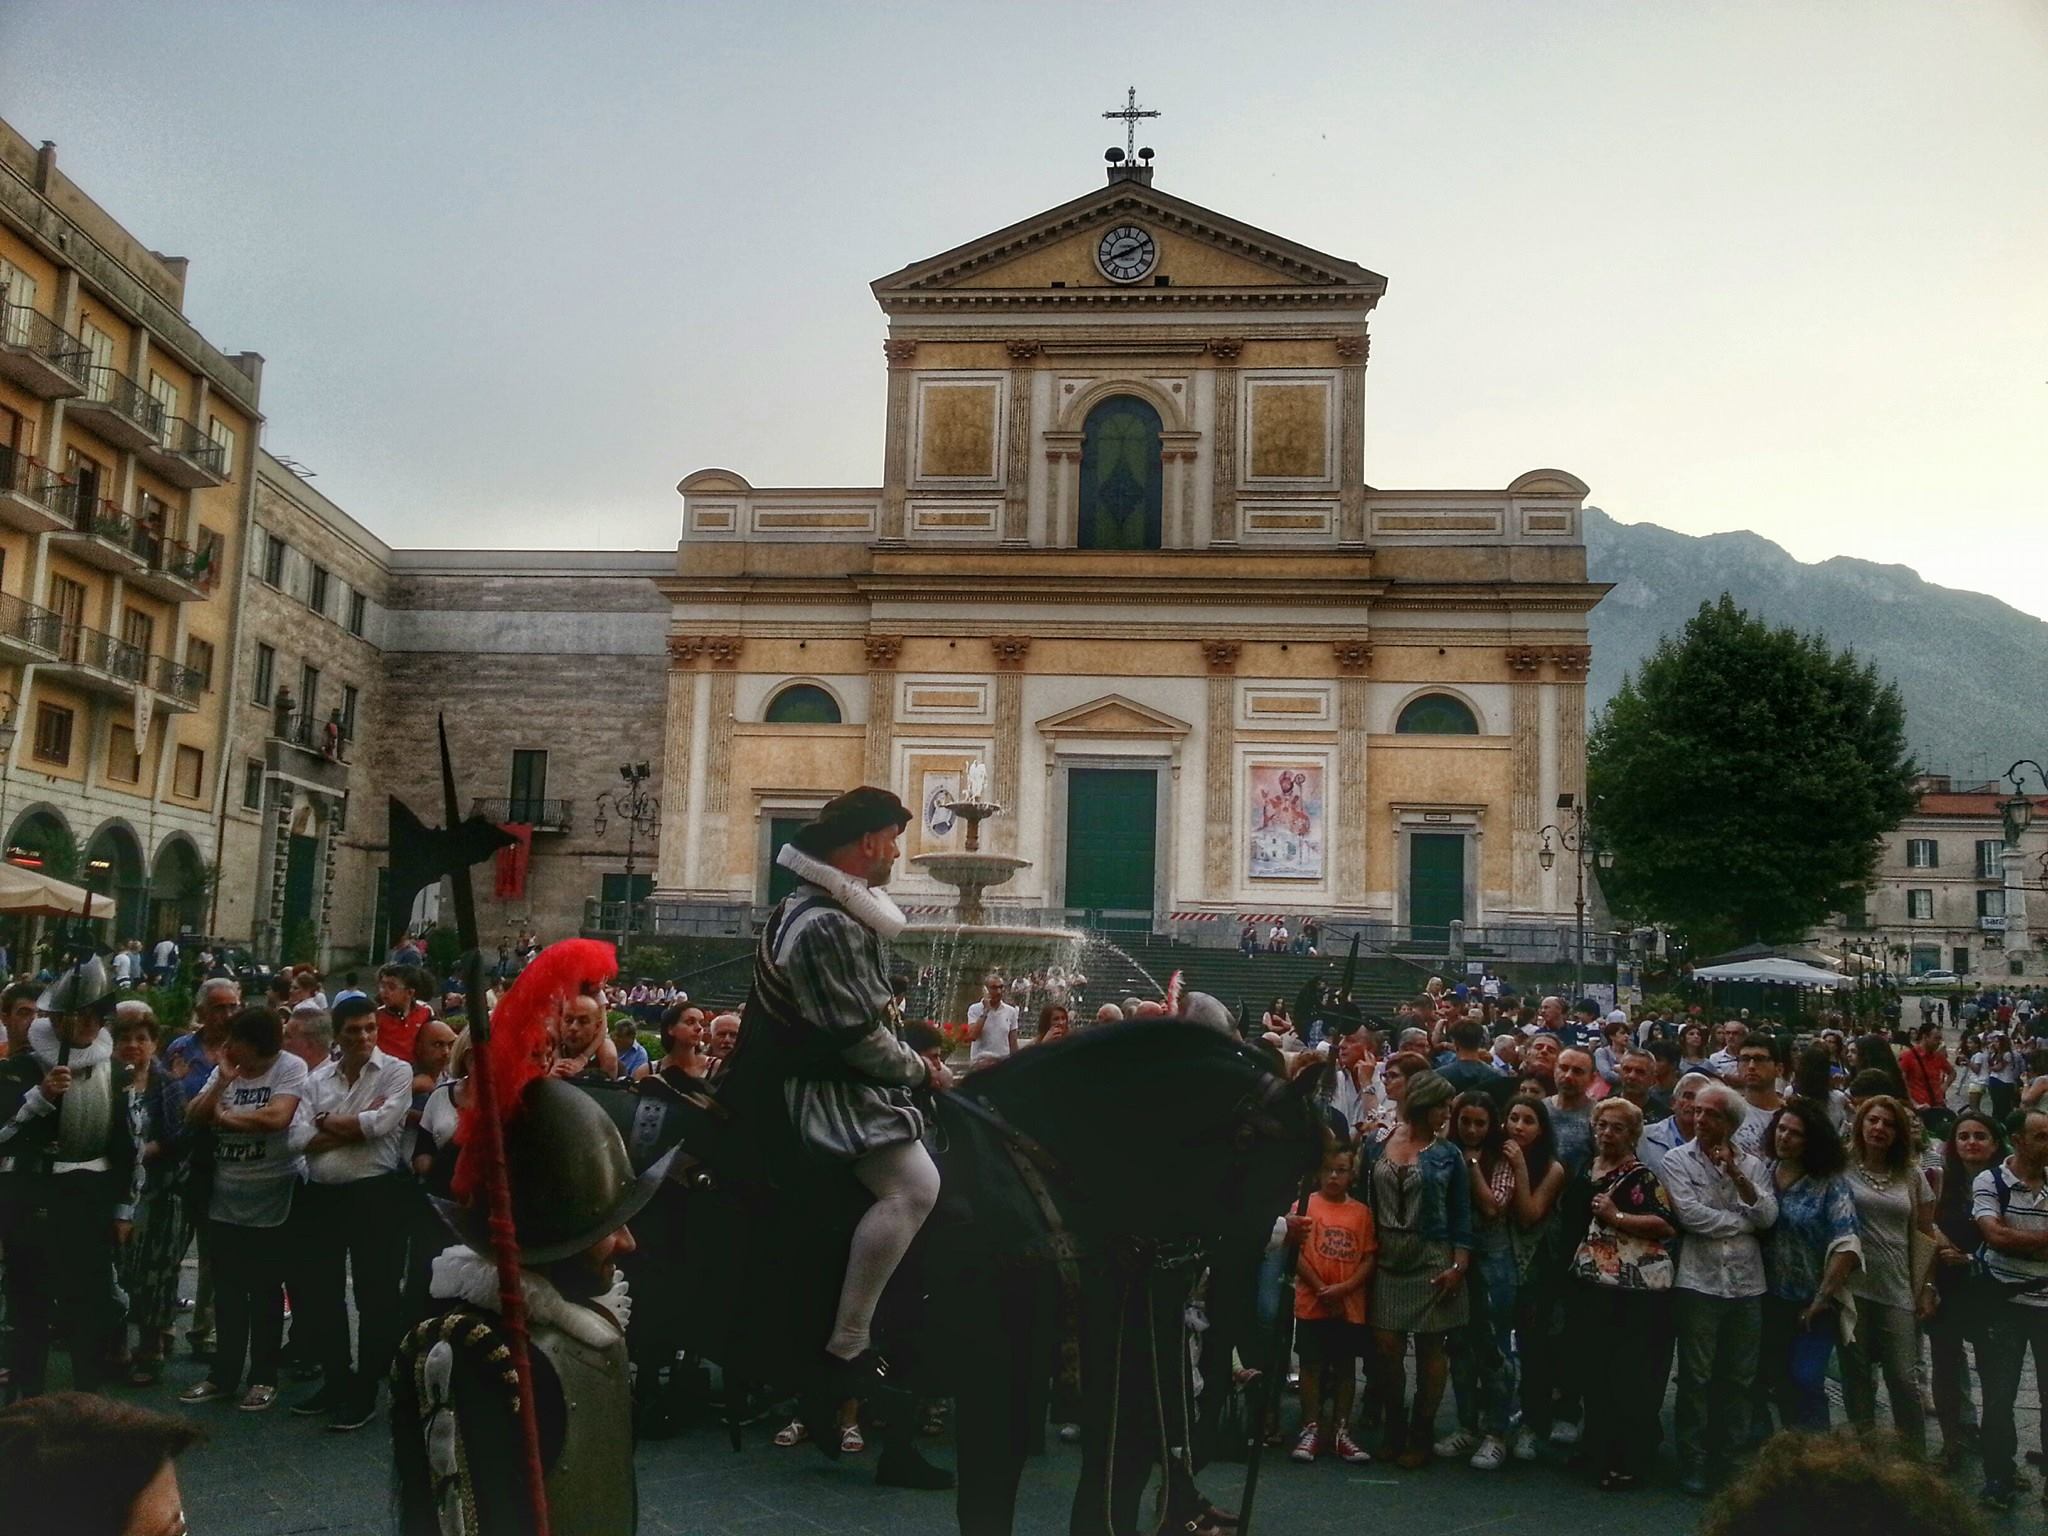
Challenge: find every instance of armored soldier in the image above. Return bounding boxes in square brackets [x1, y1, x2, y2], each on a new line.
[390, 945, 675, 1536]
[0, 954, 140, 1398]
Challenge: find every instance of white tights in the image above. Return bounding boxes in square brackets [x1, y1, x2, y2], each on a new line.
[826, 1138, 941, 1361]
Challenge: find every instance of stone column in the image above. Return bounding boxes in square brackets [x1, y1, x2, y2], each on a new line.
[990, 637, 1030, 854]
[1201, 640, 1242, 895]
[697, 638, 743, 892]
[880, 340, 917, 544]
[1002, 342, 1037, 545]
[654, 636, 700, 891]
[1336, 332, 1369, 546]
[1507, 646, 1545, 910]
[1553, 645, 1591, 806]
[862, 636, 902, 787]
[1334, 641, 1372, 903]
[1209, 338, 1244, 546]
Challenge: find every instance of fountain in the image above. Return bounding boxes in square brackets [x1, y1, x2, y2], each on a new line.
[895, 761, 1086, 1030]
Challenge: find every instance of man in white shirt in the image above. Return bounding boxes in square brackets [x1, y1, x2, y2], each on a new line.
[965, 976, 1019, 1069]
[148, 936, 180, 985]
[1704, 1020, 1747, 1084]
[292, 995, 414, 1430]
[1972, 1108, 2048, 1508]
[110, 939, 142, 987]
[1640, 1072, 1708, 1181]
[1660, 1082, 1777, 1495]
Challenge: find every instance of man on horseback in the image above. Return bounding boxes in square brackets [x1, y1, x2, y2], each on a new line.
[722, 786, 952, 1432]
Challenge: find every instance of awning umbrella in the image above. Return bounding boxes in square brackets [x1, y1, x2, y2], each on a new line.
[0, 861, 117, 919]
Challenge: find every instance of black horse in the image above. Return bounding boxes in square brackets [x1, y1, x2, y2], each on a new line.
[660, 1019, 1326, 1536]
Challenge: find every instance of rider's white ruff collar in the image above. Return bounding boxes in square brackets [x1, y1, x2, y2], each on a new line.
[430, 1245, 631, 1346]
[27, 1018, 112, 1073]
[776, 843, 908, 941]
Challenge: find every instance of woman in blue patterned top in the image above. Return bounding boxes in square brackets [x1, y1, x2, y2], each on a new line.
[1761, 1097, 1861, 1431]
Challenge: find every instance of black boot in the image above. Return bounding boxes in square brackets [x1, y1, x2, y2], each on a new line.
[875, 1442, 955, 1490]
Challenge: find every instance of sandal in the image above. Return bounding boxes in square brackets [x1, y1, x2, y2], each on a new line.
[238, 1385, 278, 1412]
[840, 1424, 865, 1454]
[773, 1419, 808, 1447]
[178, 1380, 229, 1404]
[1599, 1470, 1639, 1492]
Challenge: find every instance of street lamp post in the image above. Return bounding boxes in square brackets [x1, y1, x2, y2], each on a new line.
[2000, 760, 2046, 976]
[1538, 791, 1614, 1003]
[594, 761, 658, 937]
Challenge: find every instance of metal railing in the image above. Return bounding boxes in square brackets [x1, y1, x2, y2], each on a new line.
[147, 536, 206, 585]
[0, 296, 92, 387]
[472, 796, 572, 830]
[54, 621, 148, 682]
[81, 366, 165, 437]
[270, 707, 348, 760]
[0, 591, 62, 653]
[154, 417, 228, 477]
[149, 653, 204, 703]
[61, 486, 140, 548]
[0, 451, 70, 515]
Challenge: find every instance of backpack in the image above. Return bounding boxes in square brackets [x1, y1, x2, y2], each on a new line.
[1972, 1164, 2048, 1297]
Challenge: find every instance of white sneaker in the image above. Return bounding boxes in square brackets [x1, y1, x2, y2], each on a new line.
[1549, 1419, 1582, 1447]
[1469, 1435, 1508, 1471]
[1511, 1426, 1541, 1462]
[1433, 1428, 1481, 1459]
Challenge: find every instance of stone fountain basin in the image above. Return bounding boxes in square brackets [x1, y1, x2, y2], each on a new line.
[909, 852, 1032, 888]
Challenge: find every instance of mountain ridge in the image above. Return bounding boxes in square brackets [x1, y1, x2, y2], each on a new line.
[1583, 509, 2048, 772]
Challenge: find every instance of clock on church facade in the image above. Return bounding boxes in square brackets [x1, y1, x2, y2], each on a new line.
[652, 156, 1607, 959]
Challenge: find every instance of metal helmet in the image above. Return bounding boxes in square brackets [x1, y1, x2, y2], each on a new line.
[38, 952, 116, 1020]
[435, 1076, 676, 1265]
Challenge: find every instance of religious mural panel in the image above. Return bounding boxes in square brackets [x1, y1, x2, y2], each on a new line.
[1247, 381, 1331, 480]
[916, 380, 999, 480]
[1247, 761, 1324, 880]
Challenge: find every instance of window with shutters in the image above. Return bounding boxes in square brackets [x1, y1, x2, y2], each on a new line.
[81, 323, 115, 399]
[32, 703, 72, 765]
[347, 590, 367, 637]
[1976, 840, 2005, 880]
[107, 724, 140, 783]
[252, 642, 275, 705]
[261, 529, 286, 587]
[185, 636, 215, 692]
[1905, 838, 1938, 868]
[1978, 889, 2006, 919]
[342, 683, 359, 737]
[147, 373, 180, 445]
[207, 417, 237, 478]
[1907, 889, 1934, 921]
[242, 759, 265, 811]
[308, 564, 330, 617]
[0, 258, 38, 345]
[172, 745, 204, 800]
[121, 606, 154, 661]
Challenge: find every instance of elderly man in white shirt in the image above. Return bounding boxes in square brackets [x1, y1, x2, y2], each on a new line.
[1639, 1072, 1709, 1181]
[292, 995, 415, 1431]
[1659, 1080, 1778, 1495]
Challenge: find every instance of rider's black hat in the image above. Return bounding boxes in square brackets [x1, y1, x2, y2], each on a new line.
[790, 786, 913, 857]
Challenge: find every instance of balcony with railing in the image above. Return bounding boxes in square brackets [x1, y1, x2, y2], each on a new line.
[0, 294, 90, 398]
[141, 416, 228, 490]
[471, 796, 573, 832]
[0, 591, 63, 665]
[53, 487, 150, 576]
[149, 653, 205, 711]
[42, 620, 148, 698]
[68, 366, 165, 453]
[0, 452, 72, 535]
[127, 535, 209, 602]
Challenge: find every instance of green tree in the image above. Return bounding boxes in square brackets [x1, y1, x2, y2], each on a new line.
[1588, 594, 1916, 955]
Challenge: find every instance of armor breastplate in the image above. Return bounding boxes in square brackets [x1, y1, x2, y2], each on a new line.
[53, 1059, 115, 1162]
[533, 1311, 636, 1535]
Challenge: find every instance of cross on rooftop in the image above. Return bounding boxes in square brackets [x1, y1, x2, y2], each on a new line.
[1102, 86, 1160, 159]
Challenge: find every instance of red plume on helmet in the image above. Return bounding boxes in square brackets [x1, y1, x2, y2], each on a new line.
[452, 937, 617, 1202]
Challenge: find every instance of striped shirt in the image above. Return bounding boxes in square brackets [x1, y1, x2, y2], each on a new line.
[1972, 1158, 2048, 1304]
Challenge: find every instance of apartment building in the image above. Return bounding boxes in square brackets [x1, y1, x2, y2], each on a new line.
[0, 125, 258, 941]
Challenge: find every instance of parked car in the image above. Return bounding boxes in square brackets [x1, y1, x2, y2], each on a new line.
[1913, 968, 1959, 986]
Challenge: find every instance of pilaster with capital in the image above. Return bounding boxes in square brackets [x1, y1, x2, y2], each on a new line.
[1552, 645, 1590, 807]
[1203, 640, 1239, 892]
[862, 635, 902, 787]
[1209, 347, 1241, 546]
[991, 639, 1028, 854]
[1510, 673, 1540, 907]
[655, 642, 700, 891]
[1337, 674, 1368, 901]
[1338, 347, 1367, 546]
[1002, 343, 1037, 544]
[880, 340, 917, 543]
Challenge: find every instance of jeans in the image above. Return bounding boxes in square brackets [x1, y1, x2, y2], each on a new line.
[1978, 1299, 2048, 1488]
[1927, 1282, 1991, 1448]
[1674, 1289, 1761, 1471]
[1759, 1294, 1838, 1431]
[1449, 1244, 1517, 1436]
[0, 1171, 123, 1396]
[297, 1175, 410, 1401]
[1569, 1281, 1663, 1477]
[1839, 1297, 1927, 1453]
[209, 1217, 289, 1391]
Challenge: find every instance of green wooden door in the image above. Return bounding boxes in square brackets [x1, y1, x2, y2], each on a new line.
[1064, 769, 1157, 928]
[283, 834, 318, 945]
[1408, 833, 1465, 944]
[766, 816, 808, 905]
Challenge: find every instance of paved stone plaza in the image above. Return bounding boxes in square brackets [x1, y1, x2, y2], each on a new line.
[119, 1329, 2037, 1536]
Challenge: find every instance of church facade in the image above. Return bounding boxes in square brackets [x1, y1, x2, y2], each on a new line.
[652, 164, 1608, 945]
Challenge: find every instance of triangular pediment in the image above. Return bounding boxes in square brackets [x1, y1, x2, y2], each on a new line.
[872, 181, 1384, 305]
[1036, 693, 1192, 739]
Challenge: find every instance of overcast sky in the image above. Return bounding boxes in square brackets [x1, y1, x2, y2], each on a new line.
[3, 2, 2043, 617]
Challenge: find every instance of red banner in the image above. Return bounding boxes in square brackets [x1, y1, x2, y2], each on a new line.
[494, 823, 532, 900]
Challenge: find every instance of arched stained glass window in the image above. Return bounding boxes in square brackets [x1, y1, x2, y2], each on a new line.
[764, 683, 841, 724]
[1077, 395, 1164, 550]
[1395, 694, 1480, 735]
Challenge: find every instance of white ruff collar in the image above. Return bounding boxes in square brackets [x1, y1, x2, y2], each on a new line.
[429, 1245, 631, 1346]
[776, 844, 908, 940]
[28, 1019, 112, 1073]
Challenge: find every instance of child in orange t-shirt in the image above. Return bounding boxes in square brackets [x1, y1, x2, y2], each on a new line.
[1292, 1148, 1377, 1464]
